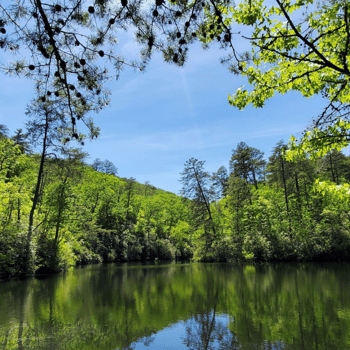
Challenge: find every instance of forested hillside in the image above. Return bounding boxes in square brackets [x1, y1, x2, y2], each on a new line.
[1, 128, 350, 278]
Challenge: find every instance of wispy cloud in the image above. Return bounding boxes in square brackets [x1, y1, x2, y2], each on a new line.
[179, 69, 204, 149]
[99, 119, 305, 152]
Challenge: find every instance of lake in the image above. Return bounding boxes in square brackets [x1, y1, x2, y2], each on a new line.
[0, 262, 349, 349]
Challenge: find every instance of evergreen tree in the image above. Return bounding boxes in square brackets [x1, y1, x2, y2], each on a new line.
[11, 129, 31, 154]
[0, 124, 9, 138]
[318, 150, 350, 185]
[0, 0, 233, 135]
[267, 141, 291, 214]
[180, 158, 216, 249]
[211, 166, 229, 199]
[229, 142, 266, 190]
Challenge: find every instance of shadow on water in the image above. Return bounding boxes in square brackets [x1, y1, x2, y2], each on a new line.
[0, 262, 350, 349]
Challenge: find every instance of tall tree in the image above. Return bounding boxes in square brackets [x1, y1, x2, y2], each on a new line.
[268, 141, 317, 221]
[211, 165, 229, 199]
[267, 141, 291, 214]
[227, 176, 251, 238]
[229, 142, 266, 190]
[11, 129, 31, 154]
[24, 99, 69, 273]
[0, 137, 24, 230]
[37, 147, 86, 271]
[123, 177, 136, 230]
[180, 158, 216, 248]
[318, 150, 350, 185]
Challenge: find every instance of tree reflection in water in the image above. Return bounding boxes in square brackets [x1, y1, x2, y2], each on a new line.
[183, 312, 290, 350]
[1, 263, 350, 349]
[125, 311, 288, 350]
[183, 312, 239, 350]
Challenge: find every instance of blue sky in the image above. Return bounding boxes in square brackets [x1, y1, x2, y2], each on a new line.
[0, 31, 328, 194]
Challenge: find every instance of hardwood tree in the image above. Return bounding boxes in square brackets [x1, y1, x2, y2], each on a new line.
[208, 0, 350, 155]
[221, 0, 350, 122]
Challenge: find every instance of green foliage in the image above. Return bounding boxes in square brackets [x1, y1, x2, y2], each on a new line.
[36, 234, 75, 273]
[213, 0, 350, 161]
[286, 119, 350, 163]
[2, 0, 350, 276]
[0, 138, 23, 179]
[0, 130, 200, 277]
[225, 0, 350, 111]
[2, 126, 350, 277]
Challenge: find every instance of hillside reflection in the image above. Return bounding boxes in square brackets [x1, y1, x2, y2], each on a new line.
[0, 262, 349, 349]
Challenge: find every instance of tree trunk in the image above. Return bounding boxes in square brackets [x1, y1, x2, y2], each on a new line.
[280, 152, 291, 233]
[192, 166, 216, 237]
[295, 172, 303, 219]
[17, 198, 21, 222]
[252, 170, 258, 190]
[280, 153, 289, 214]
[329, 153, 337, 184]
[26, 111, 49, 274]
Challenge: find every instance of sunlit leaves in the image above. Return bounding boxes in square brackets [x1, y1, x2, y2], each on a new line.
[314, 178, 350, 201]
[224, 0, 350, 116]
[286, 118, 350, 161]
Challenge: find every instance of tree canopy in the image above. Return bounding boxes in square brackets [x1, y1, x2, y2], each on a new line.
[212, 0, 350, 155]
[222, 0, 349, 120]
[2, 0, 348, 150]
[0, 0, 234, 138]
[1, 0, 349, 159]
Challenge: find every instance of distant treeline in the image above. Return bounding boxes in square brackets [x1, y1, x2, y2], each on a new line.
[1, 125, 350, 278]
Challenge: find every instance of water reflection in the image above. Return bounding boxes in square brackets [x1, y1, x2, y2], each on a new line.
[126, 312, 287, 350]
[183, 313, 237, 350]
[0, 262, 349, 349]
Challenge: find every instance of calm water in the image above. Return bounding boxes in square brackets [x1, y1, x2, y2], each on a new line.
[0, 262, 350, 349]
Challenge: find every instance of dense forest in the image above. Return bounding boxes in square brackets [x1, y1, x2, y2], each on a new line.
[1, 122, 350, 279]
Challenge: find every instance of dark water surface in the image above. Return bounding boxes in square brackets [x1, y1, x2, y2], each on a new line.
[0, 262, 349, 349]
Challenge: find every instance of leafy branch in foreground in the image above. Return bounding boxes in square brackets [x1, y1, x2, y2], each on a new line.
[285, 118, 350, 161]
[216, 0, 350, 130]
[285, 118, 350, 197]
